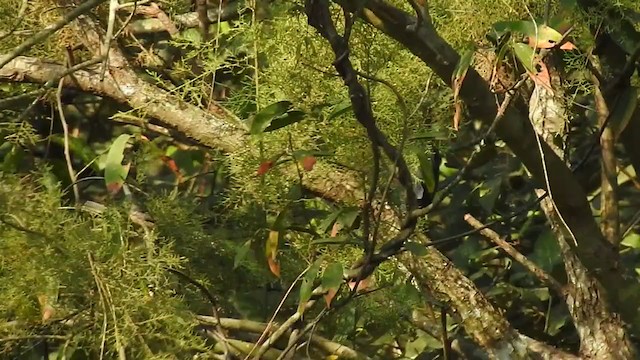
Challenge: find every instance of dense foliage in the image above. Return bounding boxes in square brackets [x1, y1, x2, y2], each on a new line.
[2, 0, 640, 359]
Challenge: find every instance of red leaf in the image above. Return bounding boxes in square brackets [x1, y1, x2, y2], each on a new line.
[301, 156, 317, 171]
[559, 41, 577, 50]
[161, 156, 180, 175]
[257, 161, 274, 176]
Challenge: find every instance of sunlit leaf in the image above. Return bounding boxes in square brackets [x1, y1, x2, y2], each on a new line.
[512, 43, 537, 74]
[622, 233, 640, 249]
[265, 230, 280, 277]
[104, 134, 131, 195]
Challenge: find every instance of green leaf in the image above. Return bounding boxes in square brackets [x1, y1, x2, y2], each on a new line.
[609, 86, 638, 140]
[104, 134, 131, 194]
[318, 210, 342, 234]
[478, 177, 502, 213]
[270, 207, 290, 231]
[321, 262, 344, 290]
[326, 100, 353, 121]
[493, 21, 563, 46]
[404, 241, 428, 256]
[493, 20, 536, 38]
[234, 240, 252, 269]
[298, 259, 322, 313]
[337, 207, 360, 229]
[298, 277, 314, 314]
[250, 101, 293, 135]
[452, 46, 475, 83]
[512, 43, 537, 74]
[530, 230, 561, 272]
[622, 233, 640, 249]
[263, 110, 306, 133]
[417, 151, 437, 194]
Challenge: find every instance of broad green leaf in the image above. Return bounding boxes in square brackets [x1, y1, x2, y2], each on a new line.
[530, 230, 561, 272]
[234, 240, 252, 269]
[318, 209, 342, 234]
[493, 20, 536, 38]
[263, 110, 306, 133]
[250, 100, 293, 135]
[104, 134, 131, 194]
[298, 259, 322, 313]
[337, 207, 360, 229]
[417, 151, 437, 194]
[321, 262, 343, 290]
[494, 21, 563, 47]
[478, 177, 502, 213]
[622, 233, 640, 249]
[298, 277, 314, 314]
[512, 43, 537, 74]
[326, 100, 353, 121]
[270, 207, 290, 231]
[609, 86, 638, 139]
[404, 241, 428, 256]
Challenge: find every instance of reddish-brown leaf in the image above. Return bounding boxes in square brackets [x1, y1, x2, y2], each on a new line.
[267, 257, 281, 278]
[347, 277, 371, 293]
[257, 161, 274, 176]
[324, 287, 338, 308]
[301, 156, 316, 171]
[330, 222, 342, 237]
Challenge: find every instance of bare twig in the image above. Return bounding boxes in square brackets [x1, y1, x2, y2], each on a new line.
[464, 214, 565, 294]
[56, 78, 80, 203]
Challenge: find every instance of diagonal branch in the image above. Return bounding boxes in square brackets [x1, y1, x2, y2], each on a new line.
[336, 0, 632, 325]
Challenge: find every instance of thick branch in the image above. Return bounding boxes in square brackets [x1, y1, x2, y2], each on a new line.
[125, 1, 242, 34]
[338, 0, 630, 322]
[0, 56, 246, 152]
